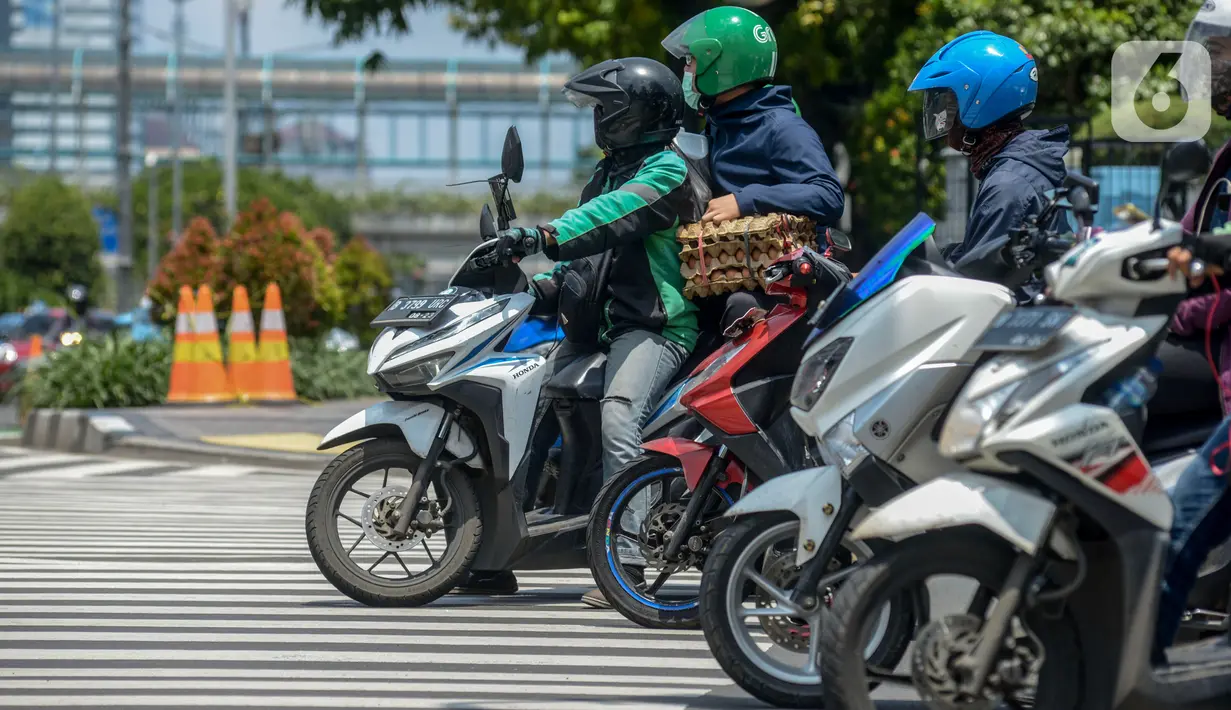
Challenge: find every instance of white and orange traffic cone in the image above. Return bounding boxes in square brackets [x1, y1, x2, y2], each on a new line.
[226, 285, 261, 403]
[255, 283, 297, 402]
[166, 286, 200, 403]
[193, 285, 235, 403]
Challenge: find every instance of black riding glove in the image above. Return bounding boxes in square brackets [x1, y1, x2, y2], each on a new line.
[495, 227, 546, 262]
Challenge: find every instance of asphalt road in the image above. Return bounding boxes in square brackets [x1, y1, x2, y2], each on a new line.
[0, 445, 937, 709]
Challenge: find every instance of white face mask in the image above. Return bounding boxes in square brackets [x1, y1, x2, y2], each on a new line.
[683, 69, 700, 110]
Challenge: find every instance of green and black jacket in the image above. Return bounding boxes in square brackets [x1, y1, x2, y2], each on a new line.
[532, 146, 708, 351]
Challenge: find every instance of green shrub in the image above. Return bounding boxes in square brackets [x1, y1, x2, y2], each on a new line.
[289, 337, 374, 402]
[148, 199, 346, 336]
[333, 236, 392, 343]
[16, 334, 373, 409]
[19, 336, 172, 409]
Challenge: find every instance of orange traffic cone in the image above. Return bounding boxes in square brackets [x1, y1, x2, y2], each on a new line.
[193, 285, 235, 403]
[27, 334, 43, 359]
[166, 286, 199, 403]
[226, 286, 261, 402]
[255, 283, 297, 402]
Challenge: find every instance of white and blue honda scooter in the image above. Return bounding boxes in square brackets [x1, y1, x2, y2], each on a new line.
[304, 127, 714, 606]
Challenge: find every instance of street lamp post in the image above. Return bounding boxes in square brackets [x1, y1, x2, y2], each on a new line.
[171, 0, 187, 239]
[222, 0, 241, 228]
[116, 0, 134, 310]
[146, 154, 159, 284]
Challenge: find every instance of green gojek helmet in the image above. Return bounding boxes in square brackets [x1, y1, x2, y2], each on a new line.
[662, 6, 779, 100]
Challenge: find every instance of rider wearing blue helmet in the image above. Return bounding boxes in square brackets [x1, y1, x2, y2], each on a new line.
[910, 30, 1071, 262]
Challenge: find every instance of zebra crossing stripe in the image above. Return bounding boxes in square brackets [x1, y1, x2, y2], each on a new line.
[0, 450, 752, 708]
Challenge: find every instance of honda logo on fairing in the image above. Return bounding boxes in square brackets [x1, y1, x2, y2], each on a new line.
[1051, 419, 1109, 448]
[512, 361, 540, 380]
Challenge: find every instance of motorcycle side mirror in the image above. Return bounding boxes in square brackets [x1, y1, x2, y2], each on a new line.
[1155, 139, 1211, 229]
[501, 126, 524, 184]
[1161, 139, 1211, 186]
[479, 203, 497, 240]
[825, 228, 852, 252]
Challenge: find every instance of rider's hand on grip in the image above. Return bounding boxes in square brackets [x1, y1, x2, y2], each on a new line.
[495, 227, 546, 264]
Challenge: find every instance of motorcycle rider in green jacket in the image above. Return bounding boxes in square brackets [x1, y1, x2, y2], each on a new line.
[454, 57, 710, 601]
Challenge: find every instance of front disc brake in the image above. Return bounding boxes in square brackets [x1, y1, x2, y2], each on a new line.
[361, 485, 426, 552]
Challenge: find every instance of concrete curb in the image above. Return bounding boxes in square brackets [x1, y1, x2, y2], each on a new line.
[109, 436, 331, 471]
[19, 408, 331, 471]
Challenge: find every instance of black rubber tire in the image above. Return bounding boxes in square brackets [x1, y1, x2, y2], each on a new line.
[586, 454, 728, 630]
[819, 528, 1083, 710]
[699, 513, 916, 709]
[305, 437, 483, 607]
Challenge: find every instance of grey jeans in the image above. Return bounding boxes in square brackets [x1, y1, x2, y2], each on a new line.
[544, 330, 687, 565]
[544, 329, 688, 480]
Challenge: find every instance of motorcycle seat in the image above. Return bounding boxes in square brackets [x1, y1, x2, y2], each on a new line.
[541, 330, 723, 402]
[543, 351, 607, 400]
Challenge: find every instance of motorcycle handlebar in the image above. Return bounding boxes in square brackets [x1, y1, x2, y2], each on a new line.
[1127, 256, 1176, 279]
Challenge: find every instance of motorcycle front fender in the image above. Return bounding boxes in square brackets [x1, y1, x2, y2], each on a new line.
[319, 400, 479, 464]
[850, 472, 1077, 560]
[723, 465, 843, 566]
[641, 437, 745, 491]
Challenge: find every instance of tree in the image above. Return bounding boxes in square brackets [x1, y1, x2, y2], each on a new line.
[145, 217, 222, 322]
[214, 198, 346, 336]
[122, 159, 353, 275]
[0, 175, 103, 312]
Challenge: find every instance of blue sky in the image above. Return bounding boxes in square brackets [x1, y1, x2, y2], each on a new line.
[138, 1, 589, 191]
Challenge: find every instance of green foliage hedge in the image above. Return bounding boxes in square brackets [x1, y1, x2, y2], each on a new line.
[16, 336, 172, 410]
[11, 334, 375, 409]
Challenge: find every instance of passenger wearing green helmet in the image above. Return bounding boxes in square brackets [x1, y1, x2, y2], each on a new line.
[661, 5, 844, 228]
[661, 6, 845, 331]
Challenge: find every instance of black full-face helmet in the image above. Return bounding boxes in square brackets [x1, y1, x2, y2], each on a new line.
[563, 57, 684, 155]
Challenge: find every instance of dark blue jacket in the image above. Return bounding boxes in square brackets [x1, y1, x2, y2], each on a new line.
[949, 126, 1072, 263]
[705, 85, 845, 225]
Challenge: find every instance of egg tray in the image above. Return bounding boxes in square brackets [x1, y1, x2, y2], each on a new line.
[676, 213, 819, 299]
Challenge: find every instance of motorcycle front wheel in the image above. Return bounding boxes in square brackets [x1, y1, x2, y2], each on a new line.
[699, 512, 916, 708]
[305, 437, 482, 607]
[819, 528, 1083, 710]
[585, 454, 734, 630]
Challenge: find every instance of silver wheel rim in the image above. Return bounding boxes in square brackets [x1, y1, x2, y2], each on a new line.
[722, 519, 890, 686]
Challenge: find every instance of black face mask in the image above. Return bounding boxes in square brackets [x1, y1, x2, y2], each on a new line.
[1214, 70, 1231, 119]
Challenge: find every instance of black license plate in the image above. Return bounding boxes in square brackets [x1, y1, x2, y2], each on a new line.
[973, 306, 1076, 352]
[370, 292, 460, 328]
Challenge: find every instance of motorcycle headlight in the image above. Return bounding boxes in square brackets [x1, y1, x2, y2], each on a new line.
[818, 410, 868, 473]
[386, 300, 505, 364]
[791, 337, 853, 410]
[381, 351, 454, 389]
[940, 348, 1095, 459]
[0, 342, 16, 364]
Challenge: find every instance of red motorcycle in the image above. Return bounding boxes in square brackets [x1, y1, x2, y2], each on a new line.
[585, 232, 852, 629]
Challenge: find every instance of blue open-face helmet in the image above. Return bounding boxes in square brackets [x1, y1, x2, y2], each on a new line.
[909, 30, 1038, 141]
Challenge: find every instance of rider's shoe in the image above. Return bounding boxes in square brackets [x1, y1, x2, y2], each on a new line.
[581, 567, 644, 609]
[453, 570, 519, 595]
[581, 588, 611, 609]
